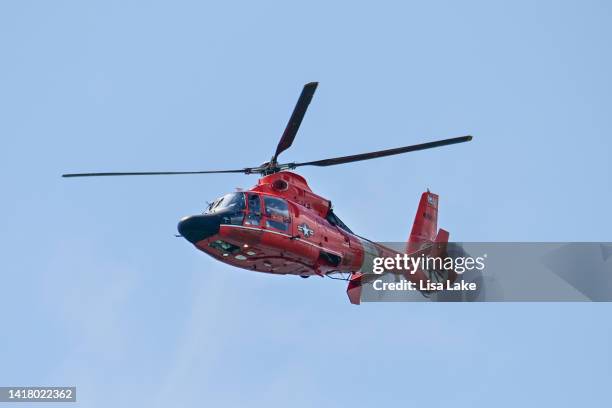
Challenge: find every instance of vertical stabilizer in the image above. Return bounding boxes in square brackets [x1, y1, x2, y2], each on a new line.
[406, 191, 439, 253]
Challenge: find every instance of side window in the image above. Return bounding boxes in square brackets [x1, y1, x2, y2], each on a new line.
[248, 193, 261, 213]
[245, 193, 261, 226]
[266, 219, 288, 231]
[264, 196, 289, 218]
[263, 196, 290, 231]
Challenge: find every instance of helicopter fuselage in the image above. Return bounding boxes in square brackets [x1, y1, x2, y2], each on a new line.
[178, 171, 420, 279]
[63, 82, 471, 304]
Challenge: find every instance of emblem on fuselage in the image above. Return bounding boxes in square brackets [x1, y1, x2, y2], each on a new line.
[298, 223, 314, 238]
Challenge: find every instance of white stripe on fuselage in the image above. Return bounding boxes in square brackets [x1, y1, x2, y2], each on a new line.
[221, 224, 343, 257]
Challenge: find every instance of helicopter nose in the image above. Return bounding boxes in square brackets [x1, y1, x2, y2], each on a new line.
[177, 215, 220, 244]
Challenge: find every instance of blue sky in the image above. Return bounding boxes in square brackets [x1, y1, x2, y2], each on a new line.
[1, 0, 611, 407]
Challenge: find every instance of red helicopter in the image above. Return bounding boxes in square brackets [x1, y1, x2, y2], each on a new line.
[63, 82, 472, 304]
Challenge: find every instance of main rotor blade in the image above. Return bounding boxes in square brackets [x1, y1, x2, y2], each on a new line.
[292, 135, 473, 168]
[62, 169, 250, 178]
[272, 82, 318, 162]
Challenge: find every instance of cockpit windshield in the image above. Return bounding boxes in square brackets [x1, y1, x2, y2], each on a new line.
[205, 192, 245, 214]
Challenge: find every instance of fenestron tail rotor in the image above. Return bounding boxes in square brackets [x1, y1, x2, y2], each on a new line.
[62, 82, 473, 178]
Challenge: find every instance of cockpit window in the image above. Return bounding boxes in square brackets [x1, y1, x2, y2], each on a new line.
[263, 196, 290, 232]
[245, 193, 261, 226]
[205, 193, 245, 214]
[264, 196, 289, 218]
[247, 193, 261, 214]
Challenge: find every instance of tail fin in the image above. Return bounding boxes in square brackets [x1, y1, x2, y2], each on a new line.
[406, 191, 439, 253]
